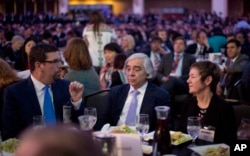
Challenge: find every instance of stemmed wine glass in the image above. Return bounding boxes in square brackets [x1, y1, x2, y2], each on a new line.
[136, 114, 149, 143]
[187, 116, 201, 147]
[78, 107, 97, 130]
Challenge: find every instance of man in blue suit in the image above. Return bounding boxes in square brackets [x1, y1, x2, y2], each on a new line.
[2, 44, 84, 140]
[99, 53, 171, 131]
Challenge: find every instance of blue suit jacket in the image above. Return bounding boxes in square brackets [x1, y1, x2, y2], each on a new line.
[2, 77, 84, 140]
[99, 83, 171, 131]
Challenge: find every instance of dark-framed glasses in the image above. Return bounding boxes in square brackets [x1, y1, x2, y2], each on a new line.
[42, 59, 64, 64]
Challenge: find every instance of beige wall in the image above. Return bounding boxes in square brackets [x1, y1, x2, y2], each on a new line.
[69, 0, 132, 15]
[228, 0, 243, 17]
[68, 0, 244, 17]
[0, 3, 3, 13]
[145, 0, 211, 13]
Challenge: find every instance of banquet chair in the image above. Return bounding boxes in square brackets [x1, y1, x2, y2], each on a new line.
[84, 89, 110, 130]
[227, 79, 244, 101]
[233, 104, 250, 128]
[172, 94, 190, 130]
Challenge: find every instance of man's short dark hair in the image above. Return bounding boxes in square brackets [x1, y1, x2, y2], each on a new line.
[150, 36, 163, 43]
[29, 44, 58, 72]
[174, 36, 187, 47]
[227, 39, 241, 47]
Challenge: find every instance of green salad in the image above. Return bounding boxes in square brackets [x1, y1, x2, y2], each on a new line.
[118, 124, 136, 133]
[1, 138, 20, 153]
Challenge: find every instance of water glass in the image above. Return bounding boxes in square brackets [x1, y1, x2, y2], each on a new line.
[237, 118, 250, 140]
[95, 134, 117, 156]
[63, 104, 71, 123]
[187, 116, 201, 146]
[78, 107, 97, 130]
[196, 55, 204, 62]
[84, 107, 97, 117]
[78, 115, 97, 130]
[136, 114, 149, 141]
[33, 116, 45, 129]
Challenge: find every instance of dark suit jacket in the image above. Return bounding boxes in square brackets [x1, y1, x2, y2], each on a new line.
[110, 71, 123, 88]
[225, 54, 249, 90]
[179, 95, 236, 145]
[242, 62, 250, 103]
[99, 83, 171, 131]
[185, 43, 214, 55]
[2, 77, 84, 140]
[157, 52, 196, 82]
[142, 50, 165, 59]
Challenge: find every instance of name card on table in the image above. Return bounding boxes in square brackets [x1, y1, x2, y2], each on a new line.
[198, 128, 215, 142]
[112, 134, 143, 156]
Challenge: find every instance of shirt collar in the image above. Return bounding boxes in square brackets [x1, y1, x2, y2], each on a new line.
[231, 55, 239, 63]
[174, 52, 184, 57]
[197, 44, 204, 49]
[30, 74, 47, 91]
[129, 81, 148, 95]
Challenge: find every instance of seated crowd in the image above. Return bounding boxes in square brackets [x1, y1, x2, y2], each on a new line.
[0, 10, 250, 155]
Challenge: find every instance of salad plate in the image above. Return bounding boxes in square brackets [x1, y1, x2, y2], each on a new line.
[1, 138, 20, 156]
[189, 143, 229, 156]
[144, 131, 192, 145]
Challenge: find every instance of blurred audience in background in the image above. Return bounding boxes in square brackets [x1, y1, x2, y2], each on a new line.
[100, 42, 123, 89]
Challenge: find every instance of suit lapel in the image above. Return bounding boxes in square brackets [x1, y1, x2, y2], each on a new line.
[51, 81, 63, 120]
[140, 84, 154, 113]
[27, 77, 42, 115]
[117, 85, 130, 111]
[182, 53, 188, 74]
[166, 53, 174, 74]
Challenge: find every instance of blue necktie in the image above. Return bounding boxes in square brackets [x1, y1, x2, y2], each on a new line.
[44, 85, 56, 124]
[125, 90, 140, 126]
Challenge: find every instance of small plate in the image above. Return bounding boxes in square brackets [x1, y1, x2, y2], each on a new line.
[190, 143, 229, 156]
[1, 138, 19, 155]
[2, 151, 13, 156]
[170, 131, 192, 145]
[108, 126, 136, 133]
[144, 131, 192, 145]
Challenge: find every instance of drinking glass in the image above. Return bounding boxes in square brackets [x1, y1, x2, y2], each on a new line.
[95, 134, 117, 156]
[187, 116, 201, 146]
[63, 104, 71, 123]
[237, 118, 250, 140]
[196, 55, 204, 62]
[33, 116, 45, 129]
[136, 114, 149, 142]
[78, 107, 97, 130]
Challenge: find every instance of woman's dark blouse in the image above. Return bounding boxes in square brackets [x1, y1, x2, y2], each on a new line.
[179, 94, 237, 145]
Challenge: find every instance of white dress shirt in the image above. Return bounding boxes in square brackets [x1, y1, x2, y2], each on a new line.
[30, 75, 81, 115]
[150, 51, 161, 71]
[170, 52, 184, 77]
[117, 82, 148, 126]
[31, 75, 54, 115]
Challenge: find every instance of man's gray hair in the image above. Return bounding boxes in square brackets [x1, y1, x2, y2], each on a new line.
[125, 53, 155, 79]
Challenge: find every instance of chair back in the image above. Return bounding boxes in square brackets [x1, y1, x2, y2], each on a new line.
[233, 104, 250, 128]
[227, 79, 244, 101]
[84, 89, 110, 130]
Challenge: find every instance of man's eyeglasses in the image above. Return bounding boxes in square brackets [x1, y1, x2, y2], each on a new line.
[42, 59, 64, 64]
